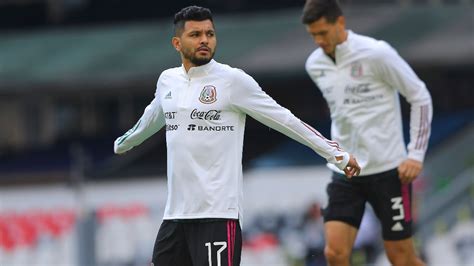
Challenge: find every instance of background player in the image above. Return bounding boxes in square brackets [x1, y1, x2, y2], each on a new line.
[301, 0, 433, 265]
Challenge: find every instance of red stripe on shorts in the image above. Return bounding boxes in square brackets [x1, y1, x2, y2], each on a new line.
[231, 220, 236, 264]
[227, 220, 232, 266]
[401, 184, 412, 222]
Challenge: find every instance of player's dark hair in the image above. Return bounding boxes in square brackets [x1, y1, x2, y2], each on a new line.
[174, 6, 213, 36]
[301, 0, 343, 25]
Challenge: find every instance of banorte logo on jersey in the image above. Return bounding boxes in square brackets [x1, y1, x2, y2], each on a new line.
[187, 124, 234, 132]
[199, 85, 217, 104]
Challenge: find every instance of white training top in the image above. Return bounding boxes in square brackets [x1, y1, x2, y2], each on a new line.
[114, 59, 350, 220]
[306, 31, 433, 176]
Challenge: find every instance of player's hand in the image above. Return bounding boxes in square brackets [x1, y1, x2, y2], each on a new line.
[344, 154, 361, 179]
[398, 159, 422, 184]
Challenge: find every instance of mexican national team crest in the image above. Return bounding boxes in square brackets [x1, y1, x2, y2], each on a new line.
[350, 62, 363, 78]
[199, 85, 217, 104]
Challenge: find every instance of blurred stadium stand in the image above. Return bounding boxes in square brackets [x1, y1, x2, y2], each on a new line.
[0, 4, 472, 182]
[0, 1, 473, 265]
[0, 0, 472, 29]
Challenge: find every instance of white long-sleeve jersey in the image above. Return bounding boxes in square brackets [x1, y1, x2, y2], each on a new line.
[114, 59, 350, 220]
[306, 31, 433, 176]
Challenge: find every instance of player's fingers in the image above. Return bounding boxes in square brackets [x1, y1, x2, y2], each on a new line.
[400, 175, 410, 184]
[348, 168, 354, 177]
[398, 165, 407, 179]
[409, 163, 420, 175]
[402, 168, 416, 184]
[347, 158, 360, 177]
[346, 168, 352, 178]
[354, 166, 361, 176]
[406, 168, 415, 179]
[405, 167, 420, 184]
[351, 166, 358, 175]
[344, 167, 352, 179]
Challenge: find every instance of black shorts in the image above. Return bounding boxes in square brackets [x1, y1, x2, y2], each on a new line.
[323, 168, 413, 240]
[151, 218, 242, 266]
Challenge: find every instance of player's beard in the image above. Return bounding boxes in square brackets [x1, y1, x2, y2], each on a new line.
[182, 46, 215, 66]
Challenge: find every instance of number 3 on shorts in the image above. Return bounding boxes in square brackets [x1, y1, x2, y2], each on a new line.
[205, 241, 227, 266]
[391, 196, 405, 221]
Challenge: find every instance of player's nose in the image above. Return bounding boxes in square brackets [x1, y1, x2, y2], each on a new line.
[199, 35, 209, 45]
[314, 36, 324, 46]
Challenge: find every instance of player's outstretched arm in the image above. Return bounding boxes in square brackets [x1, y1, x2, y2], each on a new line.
[229, 70, 361, 177]
[114, 97, 165, 154]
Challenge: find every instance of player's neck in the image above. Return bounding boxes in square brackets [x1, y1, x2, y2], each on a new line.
[328, 30, 348, 61]
[328, 53, 336, 63]
[182, 60, 194, 72]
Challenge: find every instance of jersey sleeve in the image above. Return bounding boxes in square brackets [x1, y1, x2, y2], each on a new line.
[229, 69, 350, 170]
[114, 79, 166, 154]
[374, 42, 433, 162]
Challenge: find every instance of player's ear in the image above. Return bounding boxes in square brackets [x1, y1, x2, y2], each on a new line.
[336, 16, 345, 28]
[172, 37, 181, 52]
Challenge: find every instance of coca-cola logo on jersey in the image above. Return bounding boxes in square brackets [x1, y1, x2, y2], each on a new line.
[190, 109, 221, 120]
[344, 83, 371, 94]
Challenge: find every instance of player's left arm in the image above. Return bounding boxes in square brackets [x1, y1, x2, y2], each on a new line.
[229, 69, 360, 177]
[375, 42, 433, 183]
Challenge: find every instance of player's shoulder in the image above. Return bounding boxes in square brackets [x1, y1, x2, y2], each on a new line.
[215, 61, 253, 81]
[214, 61, 259, 91]
[161, 66, 182, 77]
[351, 32, 396, 58]
[214, 60, 240, 72]
[156, 66, 182, 85]
[306, 48, 325, 63]
[305, 48, 326, 69]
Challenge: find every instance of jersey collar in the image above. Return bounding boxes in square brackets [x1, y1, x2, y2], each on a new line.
[334, 30, 353, 60]
[181, 59, 216, 78]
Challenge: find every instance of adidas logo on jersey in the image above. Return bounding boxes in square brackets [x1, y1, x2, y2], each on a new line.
[165, 91, 172, 99]
[391, 222, 404, 231]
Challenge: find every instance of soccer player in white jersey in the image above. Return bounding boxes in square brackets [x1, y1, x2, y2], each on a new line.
[301, 1, 432, 266]
[114, 5, 360, 266]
